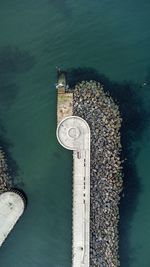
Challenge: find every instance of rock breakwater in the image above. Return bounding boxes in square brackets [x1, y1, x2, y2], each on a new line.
[0, 147, 11, 193]
[72, 81, 123, 267]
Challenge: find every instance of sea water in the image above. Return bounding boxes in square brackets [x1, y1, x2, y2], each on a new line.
[0, 1, 150, 266]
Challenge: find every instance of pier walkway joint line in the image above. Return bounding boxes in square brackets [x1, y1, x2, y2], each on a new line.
[57, 116, 90, 267]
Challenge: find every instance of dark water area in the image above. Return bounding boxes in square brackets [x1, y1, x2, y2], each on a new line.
[0, 128, 22, 187]
[0, 0, 150, 266]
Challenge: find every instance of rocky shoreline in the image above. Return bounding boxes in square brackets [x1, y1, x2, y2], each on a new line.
[71, 81, 123, 267]
[0, 147, 11, 193]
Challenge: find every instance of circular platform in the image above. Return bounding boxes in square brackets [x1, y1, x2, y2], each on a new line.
[56, 116, 90, 150]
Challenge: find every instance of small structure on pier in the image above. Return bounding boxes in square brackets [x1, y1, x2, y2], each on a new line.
[56, 70, 73, 124]
[0, 190, 26, 247]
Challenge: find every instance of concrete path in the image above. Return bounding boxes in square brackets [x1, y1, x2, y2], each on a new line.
[0, 191, 25, 247]
[57, 116, 90, 267]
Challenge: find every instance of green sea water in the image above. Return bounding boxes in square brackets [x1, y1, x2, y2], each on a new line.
[0, 1, 150, 266]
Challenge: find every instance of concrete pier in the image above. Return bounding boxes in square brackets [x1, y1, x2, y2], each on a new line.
[56, 73, 123, 266]
[57, 116, 90, 267]
[56, 70, 73, 124]
[0, 190, 25, 247]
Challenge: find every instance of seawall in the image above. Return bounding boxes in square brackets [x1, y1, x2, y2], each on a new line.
[0, 147, 10, 193]
[0, 147, 26, 246]
[0, 190, 26, 247]
[73, 81, 123, 267]
[56, 72, 123, 267]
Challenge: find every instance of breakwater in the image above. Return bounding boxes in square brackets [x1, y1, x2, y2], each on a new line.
[72, 81, 123, 267]
[0, 147, 11, 193]
[0, 190, 25, 247]
[0, 147, 26, 247]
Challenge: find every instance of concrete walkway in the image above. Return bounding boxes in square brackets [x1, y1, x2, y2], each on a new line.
[57, 116, 90, 267]
[0, 191, 25, 246]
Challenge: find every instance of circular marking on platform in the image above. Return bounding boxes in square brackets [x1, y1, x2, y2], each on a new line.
[68, 127, 80, 139]
[56, 116, 90, 150]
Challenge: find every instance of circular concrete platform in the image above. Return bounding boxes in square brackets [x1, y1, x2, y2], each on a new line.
[56, 116, 90, 150]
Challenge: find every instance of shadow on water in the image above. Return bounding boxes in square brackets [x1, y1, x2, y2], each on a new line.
[0, 45, 35, 74]
[0, 45, 35, 187]
[0, 82, 19, 110]
[48, 0, 72, 18]
[67, 67, 150, 267]
[145, 66, 150, 86]
[0, 45, 35, 110]
[0, 126, 24, 188]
